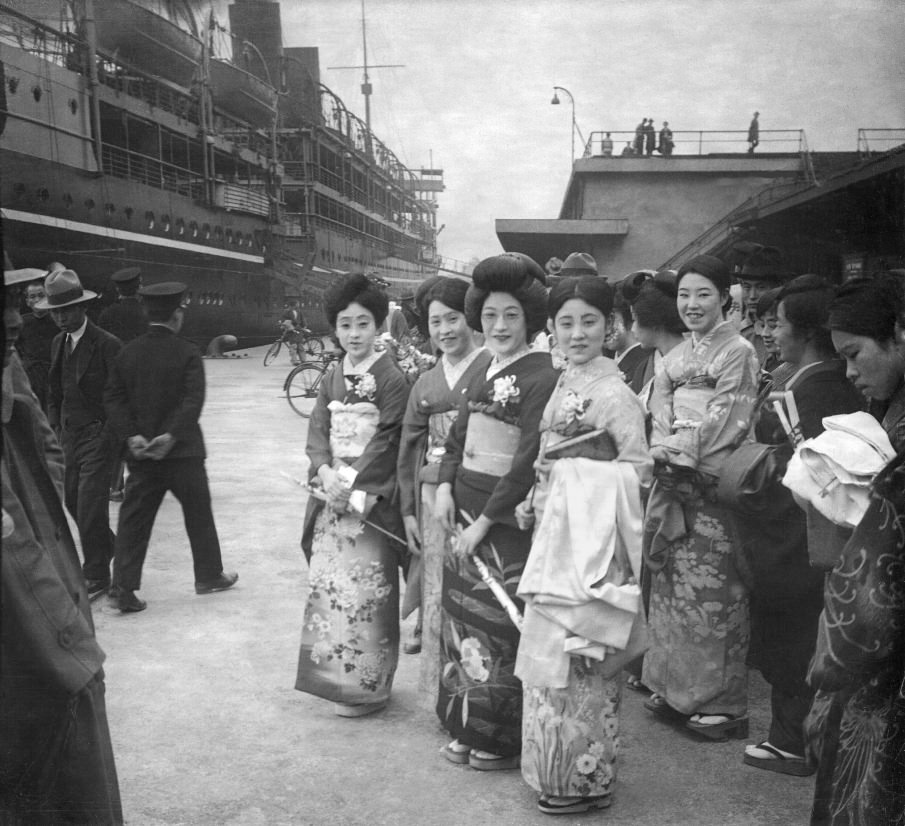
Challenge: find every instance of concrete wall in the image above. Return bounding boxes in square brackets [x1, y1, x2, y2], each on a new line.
[573, 158, 800, 275]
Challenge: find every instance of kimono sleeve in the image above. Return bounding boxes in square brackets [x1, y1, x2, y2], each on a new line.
[397, 374, 431, 517]
[305, 363, 337, 481]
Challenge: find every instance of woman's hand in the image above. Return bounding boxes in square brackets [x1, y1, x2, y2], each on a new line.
[453, 515, 492, 558]
[515, 498, 535, 532]
[649, 445, 671, 464]
[434, 483, 457, 533]
[403, 515, 422, 555]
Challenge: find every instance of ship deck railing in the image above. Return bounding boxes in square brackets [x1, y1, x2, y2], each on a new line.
[102, 143, 205, 199]
[583, 129, 806, 158]
[96, 57, 202, 126]
[0, 4, 80, 69]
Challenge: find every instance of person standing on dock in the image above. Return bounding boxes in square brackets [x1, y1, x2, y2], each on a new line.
[634, 119, 646, 155]
[97, 268, 148, 344]
[104, 282, 238, 613]
[644, 118, 657, 156]
[37, 269, 122, 601]
[601, 132, 614, 156]
[659, 121, 674, 156]
[747, 111, 760, 153]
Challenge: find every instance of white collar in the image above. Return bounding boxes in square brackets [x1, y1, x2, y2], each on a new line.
[486, 346, 531, 379]
[342, 348, 383, 376]
[442, 346, 484, 389]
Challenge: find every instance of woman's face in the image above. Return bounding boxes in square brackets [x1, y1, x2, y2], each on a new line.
[676, 272, 725, 335]
[427, 300, 473, 360]
[481, 292, 528, 358]
[760, 309, 779, 354]
[773, 301, 807, 364]
[630, 308, 657, 349]
[553, 297, 608, 366]
[335, 301, 377, 365]
[831, 329, 905, 401]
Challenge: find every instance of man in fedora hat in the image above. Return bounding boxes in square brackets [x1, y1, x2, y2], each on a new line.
[97, 267, 148, 344]
[38, 269, 123, 600]
[2, 262, 124, 823]
[104, 282, 237, 613]
[560, 251, 599, 278]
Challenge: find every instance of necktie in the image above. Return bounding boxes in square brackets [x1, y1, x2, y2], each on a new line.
[65, 334, 74, 359]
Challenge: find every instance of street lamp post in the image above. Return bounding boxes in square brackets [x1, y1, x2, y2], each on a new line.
[550, 86, 587, 161]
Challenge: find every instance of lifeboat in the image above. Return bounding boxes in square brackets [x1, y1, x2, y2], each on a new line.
[209, 58, 277, 125]
[94, 0, 202, 87]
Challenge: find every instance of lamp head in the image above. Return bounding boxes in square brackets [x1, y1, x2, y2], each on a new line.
[551, 92, 560, 105]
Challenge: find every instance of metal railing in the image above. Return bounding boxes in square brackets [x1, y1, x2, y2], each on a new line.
[0, 4, 78, 69]
[857, 129, 905, 158]
[96, 57, 201, 125]
[584, 129, 806, 158]
[101, 143, 204, 198]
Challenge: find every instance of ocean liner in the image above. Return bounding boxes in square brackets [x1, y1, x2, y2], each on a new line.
[0, 0, 443, 344]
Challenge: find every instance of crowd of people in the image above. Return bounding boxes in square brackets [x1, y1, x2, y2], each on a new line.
[3, 246, 904, 823]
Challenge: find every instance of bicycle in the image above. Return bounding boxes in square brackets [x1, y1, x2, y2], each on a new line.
[284, 351, 340, 417]
[263, 326, 325, 367]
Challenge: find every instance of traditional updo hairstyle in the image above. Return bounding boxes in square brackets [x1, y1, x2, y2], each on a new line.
[464, 253, 548, 340]
[421, 276, 470, 318]
[629, 273, 685, 335]
[827, 275, 899, 342]
[773, 274, 835, 356]
[324, 272, 389, 329]
[677, 254, 732, 312]
[547, 275, 614, 321]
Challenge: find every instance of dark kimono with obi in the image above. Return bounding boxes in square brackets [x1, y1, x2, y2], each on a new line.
[436, 351, 559, 757]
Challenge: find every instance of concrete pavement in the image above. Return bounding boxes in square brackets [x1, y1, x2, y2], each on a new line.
[90, 346, 816, 825]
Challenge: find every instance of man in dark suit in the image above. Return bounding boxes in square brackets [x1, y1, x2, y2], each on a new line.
[97, 267, 148, 343]
[105, 282, 237, 613]
[2, 264, 123, 824]
[37, 269, 122, 599]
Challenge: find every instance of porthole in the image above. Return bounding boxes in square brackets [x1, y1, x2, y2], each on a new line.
[213, 226, 223, 242]
[32, 85, 42, 102]
[176, 218, 185, 237]
[7, 76, 18, 94]
[225, 229, 233, 245]
[13, 182, 26, 197]
[37, 188, 50, 202]
[145, 211, 155, 229]
[161, 215, 171, 232]
[190, 221, 199, 238]
[63, 193, 73, 208]
[69, 98, 78, 114]
[104, 203, 115, 216]
[202, 223, 211, 240]
[124, 207, 133, 220]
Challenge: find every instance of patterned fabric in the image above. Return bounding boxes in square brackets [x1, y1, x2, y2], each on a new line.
[642, 322, 757, 717]
[642, 500, 750, 716]
[295, 510, 399, 704]
[805, 451, 905, 826]
[522, 660, 622, 798]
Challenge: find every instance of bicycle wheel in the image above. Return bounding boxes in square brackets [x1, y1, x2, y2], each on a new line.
[300, 334, 325, 359]
[263, 340, 281, 367]
[286, 363, 324, 417]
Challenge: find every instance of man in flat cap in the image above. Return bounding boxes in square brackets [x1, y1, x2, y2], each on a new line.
[38, 269, 123, 599]
[97, 267, 148, 344]
[735, 244, 792, 365]
[105, 282, 237, 613]
[2, 262, 124, 824]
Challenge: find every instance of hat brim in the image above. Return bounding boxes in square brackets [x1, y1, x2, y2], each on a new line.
[4, 268, 49, 287]
[33, 290, 98, 310]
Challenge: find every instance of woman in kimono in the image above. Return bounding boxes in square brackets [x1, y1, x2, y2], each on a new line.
[295, 273, 410, 717]
[396, 277, 491, 707]
[737, 276, 861, 776]
[642, 254, 760, 740]
[514, 276, 652, 815]
[434, 253, 559, 770]
[805, 273, 905, 825]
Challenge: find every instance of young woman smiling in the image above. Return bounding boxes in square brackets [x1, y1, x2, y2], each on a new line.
[433, 253, 558, 771]
[514, 276, 651, 815]
[295, 273, 410, 718]
[396, 277, 491, 708]
[641, 254, 760, 741]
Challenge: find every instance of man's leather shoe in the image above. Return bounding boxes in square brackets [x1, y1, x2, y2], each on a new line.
[110, 587, 147, 613]
[86, 579, 110, 601]
[194, 571, 238, 595]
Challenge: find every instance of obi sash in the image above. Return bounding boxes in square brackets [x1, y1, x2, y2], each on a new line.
[462, 411, 520, 476]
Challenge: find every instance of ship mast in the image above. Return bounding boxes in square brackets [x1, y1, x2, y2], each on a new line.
[328, 0, 403, 139]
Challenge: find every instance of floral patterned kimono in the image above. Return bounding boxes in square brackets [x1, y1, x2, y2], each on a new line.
[295, 351, 410, 707]
[642, 321, 760, 717]
[516, 357, 652, 799]
[396, 347, 492, 708]
[436, 351, 559, 757]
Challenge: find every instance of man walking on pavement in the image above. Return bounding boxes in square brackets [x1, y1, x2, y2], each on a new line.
[37, 269, 122, 600]
[104, 282, 237, 613]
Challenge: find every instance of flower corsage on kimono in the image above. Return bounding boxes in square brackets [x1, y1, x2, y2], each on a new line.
[468, 374, 522, 424]
[543, 390, 617, 462]
[375, 333, 436, 384]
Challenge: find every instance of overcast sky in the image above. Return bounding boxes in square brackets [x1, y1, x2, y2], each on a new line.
[277, 0, 905, 266]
